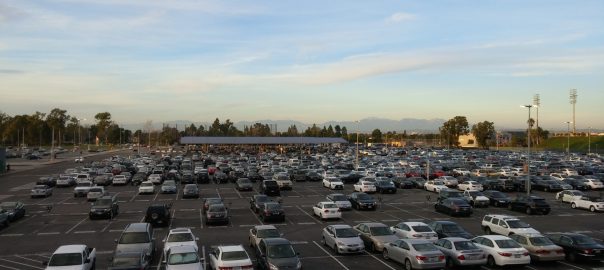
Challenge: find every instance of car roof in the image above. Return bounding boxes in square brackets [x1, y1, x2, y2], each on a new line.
[217, 245, 246, 252]
[442, 237, 470, 242]
[329, 224, 353, 229]
[361, 222, 388, 227]
[484, 214, 518, 220]
[55, 245, 87, 253]
[169, 227, 193, 234]
[168, 245, 198, 253]
[401, 221, 429, 226]
[402, 238, 433, 244]
[477, 235, 512, 240]
[254, 225, 278, 230]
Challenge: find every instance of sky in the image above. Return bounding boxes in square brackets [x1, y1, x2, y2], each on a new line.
[1, 0, 603, 130]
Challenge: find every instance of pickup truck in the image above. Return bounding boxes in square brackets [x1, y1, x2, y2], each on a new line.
[44, 244, 96, 270]
[73, 181, 94, 197]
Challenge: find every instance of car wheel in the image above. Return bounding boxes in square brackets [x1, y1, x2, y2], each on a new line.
[370, 243, 376, 253]
[485, 227, 492, 235]
[487, 255, 496, 267]
[567, 252, 577, 262]
[544, 187, 549, 192]
[494, 201, 499, 207]
[590, 206, 596, 212]
[321, 237, 326, 246]
[571, 203, 577, 209]
[333, 243, 339, 254]
[446, 257, 455, 269]
[382, 249, 390, 260]
[404, 259, 413, 270]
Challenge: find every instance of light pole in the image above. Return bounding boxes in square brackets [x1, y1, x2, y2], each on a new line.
[565, 121, 572, 156]
[77, 118, 86, 146]
[355, 121, 359, 169]
[522, 105, 533, 196]
[588, 127, 591, 155]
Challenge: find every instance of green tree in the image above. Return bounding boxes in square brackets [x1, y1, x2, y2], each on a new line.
[471, 121, 495, 149]
[94, 112, 112, 144]
[371, 129, 383, 143]
[439, 116, 469, 148]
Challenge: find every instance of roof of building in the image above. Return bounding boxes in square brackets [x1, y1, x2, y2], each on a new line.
[180, 136, 348, 145]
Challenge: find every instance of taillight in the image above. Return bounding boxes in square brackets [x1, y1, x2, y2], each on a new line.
[523, 252, 529, 256]
[438, 255, 445, 261]
[498, 252, 512, 257]
[324, 210, 329, 213]
[457, 254, 465, 260]
[415, 255, 427, 261]
[555, 249, 565, 254]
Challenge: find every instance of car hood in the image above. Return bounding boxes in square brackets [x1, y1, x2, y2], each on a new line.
[475, 196, 489, 201]
[116, 244, 152, 255]
[269, 256, 300, 269]
[373, 235, 399, 243]
[337, 237, 364, 246]
[165, 242, 197, 253]
[357, 199, 375, 204]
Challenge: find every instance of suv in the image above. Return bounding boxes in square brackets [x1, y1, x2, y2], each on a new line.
[89, 194, 119, 219]
[114, 223, 155, 260]
[261, 180, 280, 196]
[481, 214, 540, 236]
[144, 204, 171, 227]
[508, 195, 550, 215]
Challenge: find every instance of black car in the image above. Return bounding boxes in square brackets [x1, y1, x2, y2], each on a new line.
[508, 195, 550, 215]
[108, 251, 150, 270]
[340, 173, 363, 184]
[246, 171, 263, 182]
[37, 176, 57, 187]
[546, 233, 604, 262]
[392, 177, 415, 189]
[236, 178, 254, 191]
[197, 170, 210, 184]
[305, 171, 323, 182]
[180, 173, 195, 184]
[481, 190, 511, 207]
[0, 201, 26, 222]
[348, 192, 377, 210]
[437, 189, 464, 202]
[374, 180, 397, 194]
[182, 184, 199, 199]
[260, 180, 280, 196]
[258, 202, 285, 222]
[89, 194, 119, 219]
[291, 170, 307, 182]
[203, 197, 224, 213]
[250, 195, 271, 213]
[434, 198, 473, 217]
[565, 179, 589, 190]
[427, 220, 474, 239]
[144, 203, 171, 227]
[407, 177, 427, 189]
[532, 180, 563, 192]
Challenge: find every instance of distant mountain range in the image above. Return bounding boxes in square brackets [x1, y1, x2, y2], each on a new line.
[122, 117, 448, 133]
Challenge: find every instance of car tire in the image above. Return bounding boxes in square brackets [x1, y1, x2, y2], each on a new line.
[566, 252, 576, 262]
[571, 203, 577, 209]
[487, 255, 496, 267]
[404, 259, 413, 270]
[333, 243, 339, 255]
[590, 206, 596, 212]
[369, 243, 376, 253]
[382, 249, 390, 260]
[446, 257, 455, 269]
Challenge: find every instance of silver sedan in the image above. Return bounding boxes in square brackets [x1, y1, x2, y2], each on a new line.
[382, 238, 445, 270]
[321, 224, 365, 254]
[434, 237, 487, 268]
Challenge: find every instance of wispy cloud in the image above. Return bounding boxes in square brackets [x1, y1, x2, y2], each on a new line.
[387, 12, 416, 23]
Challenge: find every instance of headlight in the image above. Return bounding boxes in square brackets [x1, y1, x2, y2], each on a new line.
[336, 241, 345, 246]
[269, 263, 279, 270]
[499, 200, 506, 203]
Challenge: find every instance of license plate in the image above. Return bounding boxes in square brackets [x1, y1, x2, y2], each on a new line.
[428, 257, 439, 262]
[367, 205, 373, 208]
[514, 254, 521, 258]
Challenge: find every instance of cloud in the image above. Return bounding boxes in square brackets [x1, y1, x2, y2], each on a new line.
[0, 3, 26, 23]
[387, 12, 416, 23]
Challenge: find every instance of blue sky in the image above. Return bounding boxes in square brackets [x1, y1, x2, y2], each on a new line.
[1, 0, 603, 130]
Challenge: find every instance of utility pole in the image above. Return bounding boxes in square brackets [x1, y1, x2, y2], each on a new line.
[588, 127, 591, 155]
[533, 94, 540, 145]
[570, 89, 577, 134]
[522, 105, 533, 196]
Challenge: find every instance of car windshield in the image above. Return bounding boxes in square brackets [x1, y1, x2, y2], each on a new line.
[257, 229, 280, 238]
[495, 239, 521, 248]
[267, 244, 296, 259]
[490, 192, 506, 198]
[370, 226, 393, 236]
[141, 182, 152, 187]
[412, 243, 438, 251]
[221, 251, 248, 261]
[507, 220, 530, 228]
[119, 232, 149, 244]
[168, 233, 194, 242]
[441, 224, 463, 233]
[589, 197, 604, 202]
[164, 181, 176, 186]
[94, 199, 112, 206]
[357, 194, 372, 200]
[266, 204, 282, 210]
[330, 195, 347, 201]
[412, 226, 432, 232]
[573, 235, 597, 245]
[323, 203, 338, 209]
[454, 241, 478, 251]
[529, 236, 554, 246]
[238, 179, 251, 184]
[335, 228, 359, 238]
[209, 205, 226, 212]
[111, 256, 139, 267]
[48, 253, 82, 266]
[255, 196, 269, 203]
[168, 252, 199, 265]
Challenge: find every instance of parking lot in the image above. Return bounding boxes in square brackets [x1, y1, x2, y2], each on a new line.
[0, 150, 603, 270]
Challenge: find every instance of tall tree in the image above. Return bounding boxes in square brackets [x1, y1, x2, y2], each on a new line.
[46, 108, 69, 145]
[371, 129, 383, 143]
[471, 121, 495, 149]
[94, 112, 112, 144]
[440, 116, 469, 148]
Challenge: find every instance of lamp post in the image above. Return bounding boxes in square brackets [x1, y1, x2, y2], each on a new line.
[522, 105, 533, 196]
[355, 121, 359, 169]
[588, 127, 591, 155]
[77, 118, 86, 146]
[565, 121, 572, 156]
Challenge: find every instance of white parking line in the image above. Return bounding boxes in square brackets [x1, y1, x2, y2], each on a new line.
[0, 234, 24, 237]
[199, 209, 204, 229]
[74, 230, 96, 234]
[0, 258, 43, 269]
[0, 263, 19, 270]
[312, 241, 349, 270]
[557, 261, 587, 270]
[363, 252, 396, 270]
[37, 232, 60, 235]
[15, 255, 42, 264]
[65, 216, 88, 234]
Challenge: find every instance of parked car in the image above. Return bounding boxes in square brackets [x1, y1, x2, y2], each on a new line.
[391, 221, 438, 242]
[31, 185, 53, 198]
[160, 180, 177, 194]
[209, 245, 253, 270]
[481, 214, 540, 236]
[254, 238, 301, 270]
[89, 194, 119, 219]
[508, 195, 550, 215]
[203, 197, 224, 213]
[250, 195, 271, 213]
[182, 184, 199, 199]
[114, 223, 155, 261]
[382, 238, 446, 270]
[258, 202, 285, 222]
[260, 180, 281, 196]
[353, 222, 398, 252]
[434, 237, 487, 268]
[435, 198, 473, 217]
[0, 201, 26, 222]
[424, 180, 448, 193]
[108, 251, 149, 270]
[312, 202, 341, 220]
[427, 221, 474, 239]
[162, 228, 199, 259]
[236, 178, 254, 191]
[0, 210, 9, 228]
[348, 192, 377, 211]
[326, 193, 352, 210]
[44, 244, 96, 270]
[205, 203, 229, 225]
[321, 224, 365, 254]
[556, 190, 585, 203]
[249, 225, 281, 248]
[322, 177, 344, 190]
[74, 181, 94, 197]
[570, 196, 604, 212]
[374, 179, 397, 194]
[164, 245, 203, 270]
[457, 181, 484, 191]
[509, 233, 565, 262]
[546, 233, 604, 262]
[462, 190, 490, 207]
[138, 181, 155, 195]
[353, 179, 377, 193]
[471, 235, 530, 267]
[86, 186, 106, 201]
[144, 204, 171, 227]
[481, 190, 511, 207]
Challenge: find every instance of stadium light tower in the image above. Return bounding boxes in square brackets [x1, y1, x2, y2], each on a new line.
[570, 89, 577, 134]
[533, 94, 540, 145]
[521, 105, 533, 196]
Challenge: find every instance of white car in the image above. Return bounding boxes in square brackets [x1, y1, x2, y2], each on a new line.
[481, 214, 540, 236]
[322, 177, 344, 190]
[453, 168, 471, 176]
[457, 181, 483, 191]
[138, 181, 156, 195]
[163, 228, 199, 258]
[463, 190, 490, 207]
[571, 196, 604, 212]
[549, 173, 565, 181]
[112, 175, 128, 185]
[438, 176, 459, 187]
[471, 235, 530, 267]
[353, 180, 376, 193]
[208, 245, 253, 270]
[148, 174, 163, 184]
[561, 168, 579, 176]
[390, 222, 438, 242]
[583, 178, 604, 190]
[312, 202, 342, 220]
[86, 186, 106, 201]
[248, 225, 281, 248]
[556, 190, 585, 203]
[164, 245, 203, 270]
[74, 181, 94, 197]
[321, 224, 365, 254]
[326, 193, 352, 210]
[424, 180, 448, 193]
